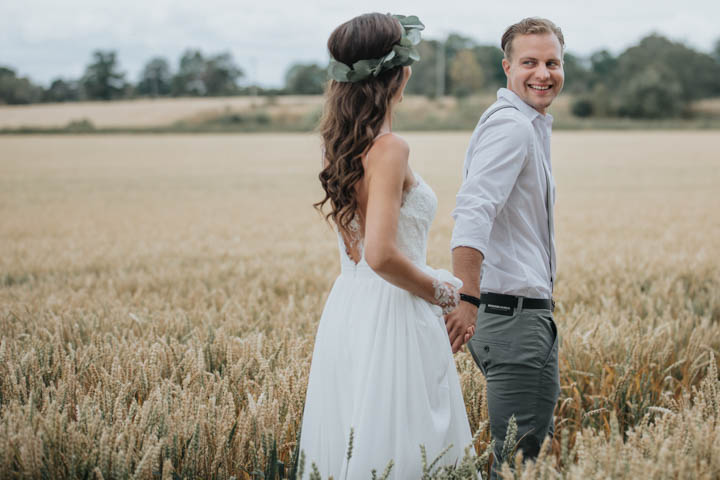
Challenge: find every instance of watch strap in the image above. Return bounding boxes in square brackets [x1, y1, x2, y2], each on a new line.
[459, 293, 481, 308]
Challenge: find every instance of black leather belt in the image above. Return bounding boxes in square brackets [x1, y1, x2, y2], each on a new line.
[469, 292, 554, 314]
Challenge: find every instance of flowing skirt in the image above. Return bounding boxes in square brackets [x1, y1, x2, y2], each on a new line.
[298, 263, 474, 479]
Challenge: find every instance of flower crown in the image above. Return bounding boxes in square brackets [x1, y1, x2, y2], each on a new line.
[327, 14, 425, 83]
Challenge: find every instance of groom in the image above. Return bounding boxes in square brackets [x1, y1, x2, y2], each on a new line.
[445, 17, 564, 479]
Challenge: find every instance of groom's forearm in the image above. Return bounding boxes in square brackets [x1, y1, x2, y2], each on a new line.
[451, 246, 484, 297]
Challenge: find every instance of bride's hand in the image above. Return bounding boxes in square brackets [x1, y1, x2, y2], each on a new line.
[432, 280, 460, 315]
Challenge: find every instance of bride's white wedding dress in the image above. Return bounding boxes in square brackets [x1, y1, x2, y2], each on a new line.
[299, 172, 474, 478]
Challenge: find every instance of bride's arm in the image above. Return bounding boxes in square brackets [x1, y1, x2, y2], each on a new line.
[363, 136, 456, 310]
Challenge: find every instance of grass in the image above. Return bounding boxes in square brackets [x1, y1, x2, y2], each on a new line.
[0, 132, 719, 478]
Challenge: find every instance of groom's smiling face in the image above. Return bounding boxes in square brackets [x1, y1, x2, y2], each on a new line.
[502, 33, 564, 115]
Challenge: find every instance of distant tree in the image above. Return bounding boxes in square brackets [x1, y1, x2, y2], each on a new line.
[615, 34, 720, 102]
[449, 49, 483, 97]
[81, 50, 126, 100]
[0, 66, 43, 104]
[172, 50, 207, 96]
[137, 57, 172, 97]
[618, 64, 684, 118]
[405, 38, 502, 97]
[284, 63, 326, 94]
[444, 33, 476, 58]
[473, 45, 505, 88]
[713, 38, 720, 63]
[43, 78, 80, 102]
[587, 84, 615, 117]
[443, 34, 478, 94]
[404, 39, 439, 96]
[571, 82, 617, 119]
[589, 50, 618, 78]
[204, 52, 243, 96]
[172, 50, 242, 97]
[570, 97, 593, 117]
[561, 52, 591, 93]
[574, 36, 720, 118]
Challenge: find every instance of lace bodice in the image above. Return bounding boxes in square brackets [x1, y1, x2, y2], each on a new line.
[338, 173, 438, 268]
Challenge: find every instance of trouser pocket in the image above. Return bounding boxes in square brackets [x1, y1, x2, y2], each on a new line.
[537, 311, 558, 369]
[468, 337, 511, 375]
[468, 310, 516, 374]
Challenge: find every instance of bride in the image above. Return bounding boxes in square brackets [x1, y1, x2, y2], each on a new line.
[299, 12, 474, 478]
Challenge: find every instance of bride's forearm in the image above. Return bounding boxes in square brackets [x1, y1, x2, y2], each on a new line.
[366, 245, 437, 303]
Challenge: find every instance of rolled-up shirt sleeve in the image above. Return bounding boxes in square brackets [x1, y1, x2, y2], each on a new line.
[451, 114, 533, 255]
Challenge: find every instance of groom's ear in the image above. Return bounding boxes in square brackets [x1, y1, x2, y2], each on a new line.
[502, 57, 511, 77]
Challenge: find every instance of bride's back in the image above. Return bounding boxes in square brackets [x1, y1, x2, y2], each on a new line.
[336, 133, 421, 265]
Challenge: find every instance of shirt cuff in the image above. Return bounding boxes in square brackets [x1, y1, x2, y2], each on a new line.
[450, 237, 488, 257]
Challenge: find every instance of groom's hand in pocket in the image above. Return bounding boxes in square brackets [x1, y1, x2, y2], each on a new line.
[445, 301, 478, 353]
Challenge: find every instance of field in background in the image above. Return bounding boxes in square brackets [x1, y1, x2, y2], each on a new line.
[0, 96, 322, 129]
[1, 132, 719, 478]
[2, 95, 720, 133]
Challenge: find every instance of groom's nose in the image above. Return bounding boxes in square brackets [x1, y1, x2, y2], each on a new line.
[535, 64, 551, 81]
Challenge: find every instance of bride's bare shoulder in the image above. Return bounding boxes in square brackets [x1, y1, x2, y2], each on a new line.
[365, 133, 409, 172]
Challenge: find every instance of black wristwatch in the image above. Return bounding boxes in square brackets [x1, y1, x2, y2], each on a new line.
[459, 293, 481, 308]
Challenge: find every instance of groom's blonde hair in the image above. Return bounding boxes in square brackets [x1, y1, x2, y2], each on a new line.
[501, 17, 564, 60]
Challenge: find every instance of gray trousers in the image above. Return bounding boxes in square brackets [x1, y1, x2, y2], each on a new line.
[467, 301, 560, 480]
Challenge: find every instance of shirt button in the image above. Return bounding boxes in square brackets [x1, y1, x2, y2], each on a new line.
[484, 345, 490, 352]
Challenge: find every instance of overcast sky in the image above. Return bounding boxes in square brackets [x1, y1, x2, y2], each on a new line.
[1, 0, 718, 88]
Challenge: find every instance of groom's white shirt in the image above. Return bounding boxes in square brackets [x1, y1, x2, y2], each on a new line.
[451, 88, 556, 298]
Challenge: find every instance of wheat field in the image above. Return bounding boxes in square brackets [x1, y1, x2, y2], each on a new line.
[1, 131, 719, 479]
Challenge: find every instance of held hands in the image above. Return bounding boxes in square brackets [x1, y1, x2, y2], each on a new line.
[444, 300, 478, 354]
[425, 268, 476, 353]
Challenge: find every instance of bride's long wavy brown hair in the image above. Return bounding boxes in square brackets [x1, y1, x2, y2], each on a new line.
[314, 13, 406, 233]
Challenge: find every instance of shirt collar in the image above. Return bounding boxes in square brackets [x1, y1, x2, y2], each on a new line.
[497, 88, 553, 126]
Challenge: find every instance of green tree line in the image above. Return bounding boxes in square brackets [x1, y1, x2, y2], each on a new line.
[286, 34, 720, 119]
[2, 35, 719, 119]
[0, 49, 250, 105]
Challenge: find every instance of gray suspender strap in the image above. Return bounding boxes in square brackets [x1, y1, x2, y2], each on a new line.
[466, 103, 517, 177]
[478, 103, 517, 126]
[544, 162, 555, 292]
[473, 101, 555, 293]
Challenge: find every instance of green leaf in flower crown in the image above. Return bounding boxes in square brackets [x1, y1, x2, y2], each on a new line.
[406, 29, 422, 46]
[398, 35, 413, 48]
[380, 50, 396, 64]
[408, 47, 420, 62]
[352, 60, 372, 79]
[395, 15, 424, 31]
[328, 59, 351, 82]
[393, 45, 410, 63]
